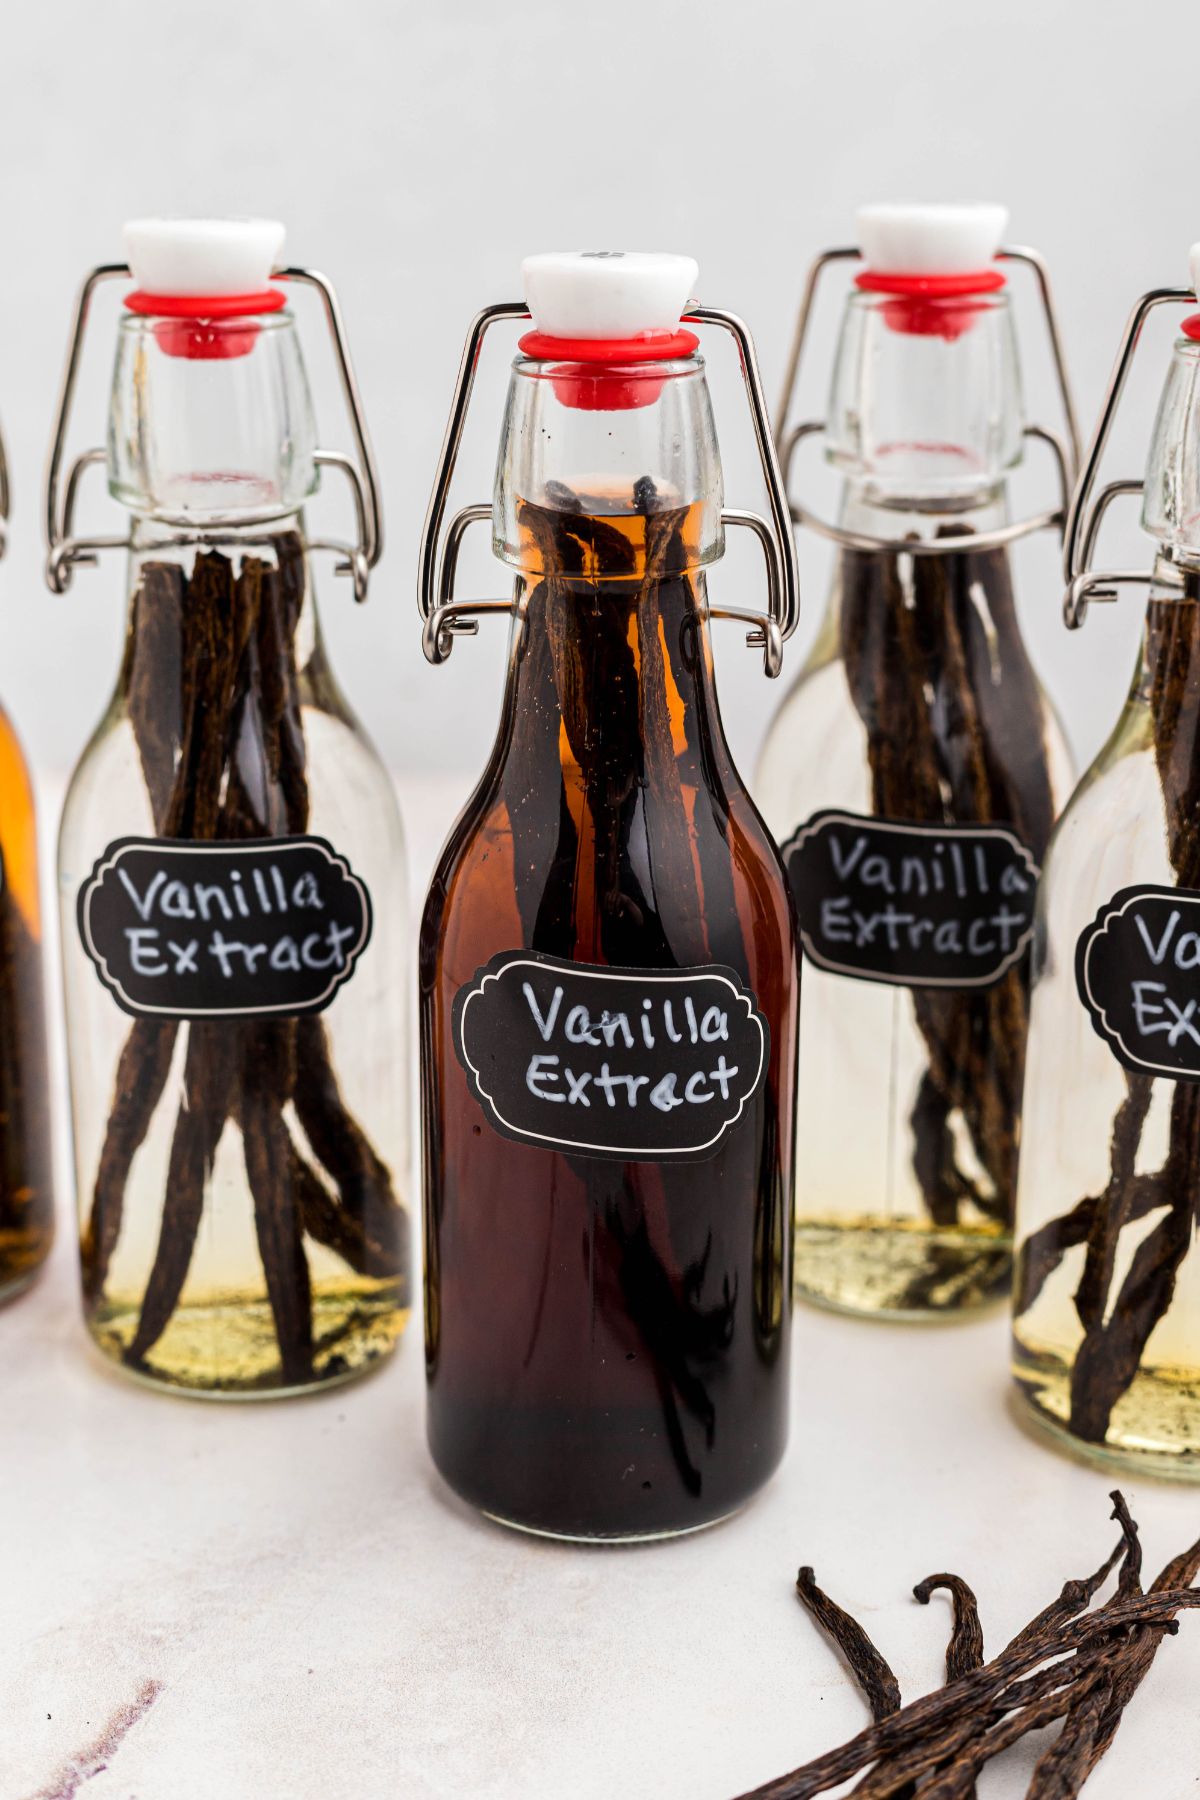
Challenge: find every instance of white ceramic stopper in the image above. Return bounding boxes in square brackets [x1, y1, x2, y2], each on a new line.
[123, 218, 286, 296]
[1189, 243, 1200, 300]
[857, 204, 1008, 275]
[522, 251, 699, 339]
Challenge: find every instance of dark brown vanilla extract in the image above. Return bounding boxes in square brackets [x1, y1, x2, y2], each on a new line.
[421, 487, 798, 1539]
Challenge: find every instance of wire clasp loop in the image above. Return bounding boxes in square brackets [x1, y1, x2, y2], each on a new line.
[43, 264, 383, 601]
[418, 301, 800, 676]
[774, 245, 1080, 561]
[1062, 286, 1193, 628]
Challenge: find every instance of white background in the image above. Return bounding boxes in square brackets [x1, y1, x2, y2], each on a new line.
[6, 5, 1200, 1798]
[2, 0, 1196, 788]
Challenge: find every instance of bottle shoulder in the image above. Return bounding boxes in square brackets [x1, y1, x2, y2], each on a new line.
[424, 764, 795, 985]
[1040, 713, 1168, 893]
[61, 699, 405, 856]
[757, 610, 1072, 841]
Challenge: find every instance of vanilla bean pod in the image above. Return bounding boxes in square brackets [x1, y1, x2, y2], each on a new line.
[126, 1021, 236, 1366]
[842, 1642, 1117, 1800]
[914, 1574, 984, 1681]
[81, 1021, 177, 1302]
[919, 1667, 1112, 1800]
[1073, 1499, 1200, 1780]
[241, 1018, 314, 1386]
[81, 560, 190, 1303]
[795, 1567, 901, 1722]
[838, 533, 1054, 1255]
[220, 557, 317, 1377]
[1013, 1090, 1157, 1318]
[88, 537, 404, 1383]
[289, 1147, 399, 1281]
[124, 553, 261, 1362]
[733, 1493, 1197, 1800]
[1016, 580, 1200, 1443]
[263, 538, 408, 1299]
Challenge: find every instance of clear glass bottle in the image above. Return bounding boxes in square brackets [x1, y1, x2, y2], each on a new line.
[51, 220, 410, 1396]
[1013, 264, 1200, 1476]
[758, 206, 1074, 1319]
[419, 252, 799, 1540]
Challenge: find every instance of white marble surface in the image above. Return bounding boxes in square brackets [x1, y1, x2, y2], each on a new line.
[3, 775, 1199, 1800]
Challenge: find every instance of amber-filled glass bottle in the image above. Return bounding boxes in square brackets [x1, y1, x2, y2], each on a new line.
[761, 205, 1077, 1320]
[420, 252, 799, 1539]
[0, 658, 54, 1300]
[50, 220, 409, 1395]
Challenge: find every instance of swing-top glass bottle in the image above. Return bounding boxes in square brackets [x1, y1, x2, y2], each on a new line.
[419, 251, 800, 1540]
[758, 204, 1077, 1319]
[1014, 244, 1200, 1478]
[51, 219, 410, 1396]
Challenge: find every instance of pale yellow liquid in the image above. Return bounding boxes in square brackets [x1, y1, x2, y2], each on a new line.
[797, 1216, 1010, 1319]
[90, 1275, 408, 1398]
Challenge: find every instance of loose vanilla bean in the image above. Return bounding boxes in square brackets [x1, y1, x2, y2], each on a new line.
[733, 1493, 1196, 1800]
[915, 1574, 985, 1681]
[795, 1567, 902, 1722]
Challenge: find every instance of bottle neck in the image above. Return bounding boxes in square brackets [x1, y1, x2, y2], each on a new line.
[109, 308, 318, 525]
[493, 353, 724, 572]
[487, 354, 732, 800]
[1142, 337, 1200, 559]
[1134, 554, 1200, 707]
[1128, 559, 1200, 882]
[496, 492, 728, 790]
[826, 288, 1023, 509]
[124, 511, 322, 659]
[119, 518, 324, 839]
[837, 481, 1010, 544]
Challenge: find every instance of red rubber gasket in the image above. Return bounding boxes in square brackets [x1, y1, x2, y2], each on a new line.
[518, 328, 700, 362]
[855, 268, 1007, 298]
[124, 288, 287, 319]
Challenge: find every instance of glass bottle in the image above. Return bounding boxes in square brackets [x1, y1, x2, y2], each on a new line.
[1013, 250, 1200, 1477]
[758, 204, 1077, 1319]
[50, 219, 410, 1396]
[0, 429, 54, 1299]
[419, 251, 800, 1540]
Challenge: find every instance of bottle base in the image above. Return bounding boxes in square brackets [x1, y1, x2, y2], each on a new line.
[479, 1504, 740, 1546]
[1011, 1343, 1200, 1483]
[428, 1395, 787, 1542]
[0, 1262, 45, 1307]
[87, 1283, 409, 1400]
[794, 1217, 1011, 1320]
[0, 1223, 55, 1306]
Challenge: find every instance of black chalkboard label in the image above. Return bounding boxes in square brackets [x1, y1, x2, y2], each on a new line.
[782, 809, 1039, 989]
[1076, 884, 1200, 1082]
[452, 951, 769, 1161]
[78, 836, 372, 1020]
